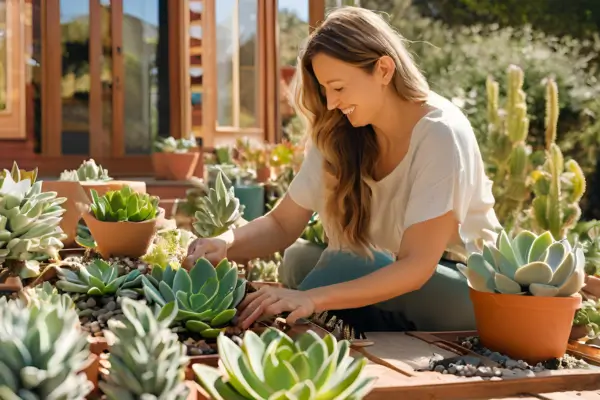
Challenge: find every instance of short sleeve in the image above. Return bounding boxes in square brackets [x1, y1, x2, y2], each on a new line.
[403, 120, 471, 230]
[287, 141, 322, 211]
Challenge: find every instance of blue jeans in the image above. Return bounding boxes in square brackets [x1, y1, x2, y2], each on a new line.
[280, 240, 476, 332]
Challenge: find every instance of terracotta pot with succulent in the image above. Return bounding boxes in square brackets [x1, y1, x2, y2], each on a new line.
[98, 297, 192, 400]
[192, 326, 377, 399]
[0, 162, 67, 286]
[0, 289, 97, 398]
[80, 185, 161, 259]
[154, 136, 200, 181]
[459, 229, 586, 364]
[571, 298, 600, 342]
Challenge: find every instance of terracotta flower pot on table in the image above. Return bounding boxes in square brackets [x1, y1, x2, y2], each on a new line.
[469, 287, 582, 364]
[80, 209, 160, 259]
[41, 181, 90, 248]
[163, 152, 200, 181]
[80, 180, 146, 199]
[152, 152, 169, 180]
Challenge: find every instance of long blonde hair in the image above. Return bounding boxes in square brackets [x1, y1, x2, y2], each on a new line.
[291, 6, 430, 257]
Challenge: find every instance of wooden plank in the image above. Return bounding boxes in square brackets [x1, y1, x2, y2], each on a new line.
[43, 0, 61, 156]
[89, 0, 102, 158]
[111, 0, 124, 157]
[539, 392, 600, 400]
[202, 0, 216, 147]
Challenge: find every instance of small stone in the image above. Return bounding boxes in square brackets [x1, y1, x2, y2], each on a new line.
[488, 352, 504, 363]
[90, 322, 101, 333]
[183, 338, 196, 346]
[476, 366, 494, 377]
[78, 309, 94, 318]
[505, 359, 520, 369]
[490, 376, 502, 381]
[77, 301, 88, 310]
[105, 301, 117, 311]
[455, 365, 464, 372]
[434, 365, 446, 373]
[137, 264, 147, 273]
[533, 366, 544, 373]
[86, 298, 97, 308]
[93, 331, 104, 337]
[189, 348, 204, 356]
[492, 367, 502, 377]
[447, 366, 457, 374]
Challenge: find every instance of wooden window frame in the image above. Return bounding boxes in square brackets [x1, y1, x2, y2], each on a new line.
[0, 0, 27, 139]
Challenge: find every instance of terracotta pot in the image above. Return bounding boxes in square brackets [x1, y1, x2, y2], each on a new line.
[88, 335, 109, 355]
[256, 166, 271, 183]
[584, 275, 600, 299]
[186, 381, 210, 400]
[83, 353, 100, 392]
[0, 276, 22, 294]
[41, 181, 90, 247]
[570, 324, 590, 341]
[163, 152, 200, 181]
[469, 288, 581, 364]
[81, 211, 158, 259]
[80, 180, 147, 200]
[152, 152, 169, 180]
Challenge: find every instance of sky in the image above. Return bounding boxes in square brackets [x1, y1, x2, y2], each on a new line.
[60, 0, 309, 25]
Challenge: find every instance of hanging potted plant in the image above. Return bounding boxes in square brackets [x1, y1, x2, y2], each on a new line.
[80, 185, 162, 258]
[459, 229, 586, 364]
[153, 136, 199, 181]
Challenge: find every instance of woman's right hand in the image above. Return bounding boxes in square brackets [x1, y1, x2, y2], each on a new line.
[183, 237, 228, 269]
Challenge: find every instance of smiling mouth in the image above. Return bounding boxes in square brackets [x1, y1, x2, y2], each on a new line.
[341, 106, 355, 115]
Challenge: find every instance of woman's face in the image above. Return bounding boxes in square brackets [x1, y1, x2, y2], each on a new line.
[311, 53, 392, 127]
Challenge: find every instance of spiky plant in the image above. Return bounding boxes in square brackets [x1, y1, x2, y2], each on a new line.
[99, 298, 190, 400]
[0, 296, 93, 399]
[19, 281, 75, 311]
[193, 328, 376, 400]
[59, 158, 112, 181]
[0, 166, 67, 279]
[459, 229, 586, 297]
[193, 170, 244, 238]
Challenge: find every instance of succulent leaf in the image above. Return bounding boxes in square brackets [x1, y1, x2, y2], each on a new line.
[89, 186, 158, 223]
[55, 259, 142, 296]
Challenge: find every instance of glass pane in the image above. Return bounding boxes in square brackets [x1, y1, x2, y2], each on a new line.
[238, 0, 258, 128]
[123, 0, 169, 154]
[0, 1, 7, 111]
[216, 0, 234, 127]
[32, 0, 42, 153]
[60, 0, 90, 155]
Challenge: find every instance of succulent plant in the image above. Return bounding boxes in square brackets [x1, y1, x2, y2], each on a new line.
[573, 298, 600, 339]
[193, 170, 244, 238]
[0, 296, 93, 399]
[19, 281, 75, 311]
[90, 185, 159, 222]
[301, 212, 327, 247]
[55, 258, 143, 297]
[142, 228, 197, 268]
[458, 229, 586, 297]
[154, 136, 196, 153]
[0, 161, 38, 186]
[248, 254, 280, 283]
[141, 257, 246, 338]
[0, 170, 67, 278]
[99, 298, 190, 400]
[59, 158, 112, 181]
[193, 328, 376, 400]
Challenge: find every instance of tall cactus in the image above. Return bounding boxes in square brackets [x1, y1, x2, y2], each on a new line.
[528, 79, 586, 240]
[484, 65, 532, 232]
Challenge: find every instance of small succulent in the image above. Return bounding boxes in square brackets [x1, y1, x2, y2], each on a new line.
[0, 161, 38, 186]
[19, 280, 75, 311]
[301, 212, 327, 247]
[59, 158, 112, 182]
[458, 229, 586, 297]
[0, 296, 93, 399]
[0, 168, 67, 278]
[90, 185, 159, 222]
[573, 298, 600, 339]
[141, 257, 246, 338]
[193, 328, 376, 400]
[248, 255, 280, 283]
[99, 298, 190, 400]
[55, 258, 143, 297]
[142, 228, 197, 269]
[193, 170, 244, 238]
[154, 136, 196, 153]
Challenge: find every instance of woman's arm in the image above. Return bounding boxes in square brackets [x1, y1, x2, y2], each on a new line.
[306, 211, 458, 312]
[217, 194, 314, 263]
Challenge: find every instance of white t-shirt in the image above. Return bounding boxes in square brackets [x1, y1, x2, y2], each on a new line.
[288, 91, 502, 261]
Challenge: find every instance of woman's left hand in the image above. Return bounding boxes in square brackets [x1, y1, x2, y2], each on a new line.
[236, 286, 317, 330]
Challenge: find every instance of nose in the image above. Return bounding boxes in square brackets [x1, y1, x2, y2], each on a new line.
[326, 92, 339, 111]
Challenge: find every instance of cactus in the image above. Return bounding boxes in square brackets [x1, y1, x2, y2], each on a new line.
[528, 79, 586, 240]
[99, 298, 190, 400]
[59, 158, 112, 181]
[458, 229, 586, 297]
[0, 169, 67, 279]
[193, 170, 244, 238]
[484, 65, 532, 232]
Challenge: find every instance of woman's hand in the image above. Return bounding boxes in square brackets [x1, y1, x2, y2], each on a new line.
[236, 286, 317, 330]
[182, 237, 228, 269]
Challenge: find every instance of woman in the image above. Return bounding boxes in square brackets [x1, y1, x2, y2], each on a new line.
[185, 6, 502, 334]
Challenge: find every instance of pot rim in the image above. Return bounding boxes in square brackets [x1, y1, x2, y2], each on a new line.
[83, 209, 162, 226]
[469, 286, 582, 308]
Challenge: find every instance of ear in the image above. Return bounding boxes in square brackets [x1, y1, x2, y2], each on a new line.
[375, 56, 395, 85]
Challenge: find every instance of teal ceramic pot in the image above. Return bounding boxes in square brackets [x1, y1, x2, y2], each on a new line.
[233, 184, 265, 221]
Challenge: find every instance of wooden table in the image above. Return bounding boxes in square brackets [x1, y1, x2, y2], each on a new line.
[356, 331, 600, 400]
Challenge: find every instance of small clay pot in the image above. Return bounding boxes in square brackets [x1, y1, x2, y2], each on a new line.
[584, 275, 600, 299]
[256, 166, 271, 183]
[0, 276, 23, 294]
[469, 287, 581, 364]
[163, 152, 200, 181]
[185, 381, 210, 400]
[81, 211, 159, 259]
[570, 324, 590, 341]
[41, 181, 90, 247]
[152, 152, 170, 180]
[83, 353, 100, 392]
[80, 180, 147, 200]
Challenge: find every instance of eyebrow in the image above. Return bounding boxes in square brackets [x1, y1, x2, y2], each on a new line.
[326, 79, 343, 84]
